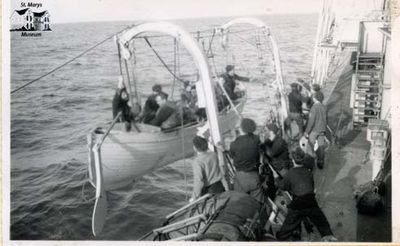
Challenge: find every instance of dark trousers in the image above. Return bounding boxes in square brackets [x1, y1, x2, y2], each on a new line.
[316, 146, 325, 168]
[201, 180, 225, 196]
[234, 171, 263, 203]
[277, 195, 333, 241]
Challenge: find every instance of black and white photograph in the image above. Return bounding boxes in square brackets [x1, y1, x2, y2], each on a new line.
[2, 0, 400, 244]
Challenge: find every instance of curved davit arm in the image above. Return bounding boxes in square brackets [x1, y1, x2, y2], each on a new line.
[218, 17, 288, 124]
[117, 22, 222, 145]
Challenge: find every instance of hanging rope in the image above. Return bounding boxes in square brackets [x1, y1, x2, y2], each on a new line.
[143, 37, 190, 84]
[11, 25, 135, 94]
[179, 82, 189, 202]
[129, 41, 140, 101]
[171, 38, 178, 98]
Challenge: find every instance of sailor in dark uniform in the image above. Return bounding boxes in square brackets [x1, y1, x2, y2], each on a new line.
[229, 118, 263, 202]
[277, 147, 336, 241]
[221, 65, 249, 100]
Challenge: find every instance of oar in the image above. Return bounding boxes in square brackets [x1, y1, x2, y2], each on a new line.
[92, 144, 108, 236]
[91, 113, 121, 236]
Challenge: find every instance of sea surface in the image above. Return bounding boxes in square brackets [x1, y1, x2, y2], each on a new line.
[10, 14, 317, 240]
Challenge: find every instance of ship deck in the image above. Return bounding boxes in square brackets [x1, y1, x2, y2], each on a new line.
[314, 59, 391, 242]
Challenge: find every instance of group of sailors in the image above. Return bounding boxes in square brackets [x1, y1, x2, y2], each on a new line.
[189, 80, 337, 241]
[112, 64, 249, 131]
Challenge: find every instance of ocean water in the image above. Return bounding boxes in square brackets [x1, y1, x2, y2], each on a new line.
[10, 14, 317, 240]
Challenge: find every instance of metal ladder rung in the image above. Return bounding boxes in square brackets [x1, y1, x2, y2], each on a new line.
[153, 214, 207, 234]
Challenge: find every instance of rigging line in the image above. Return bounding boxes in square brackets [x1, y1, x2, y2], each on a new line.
[232, 32, 257, 48]
[180, 101, 189, 202]
[143, 36, 189, 84]
[206, 29, 216, 58]
[171, 38, 177, 98]
[11, 24, 135, 94]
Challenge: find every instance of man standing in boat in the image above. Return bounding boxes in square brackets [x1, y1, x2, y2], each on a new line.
[190, 136, 225, 202]
[229, 118, 263, 202]
[304, 91, 327, 169]
[221, 65, 249, 101]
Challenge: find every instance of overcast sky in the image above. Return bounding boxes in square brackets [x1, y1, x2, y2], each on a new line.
[11, 0, 322, 23]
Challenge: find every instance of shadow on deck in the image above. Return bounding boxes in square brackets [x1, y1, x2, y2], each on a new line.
[314, 65, 391, 242]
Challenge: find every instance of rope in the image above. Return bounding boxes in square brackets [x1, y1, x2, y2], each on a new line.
[144, 37, 190, 84]
[10, 25, 262, 94]
[171, 38, 177, 98]
[11, 25, 134, 94]
[179, 86, 189, 202]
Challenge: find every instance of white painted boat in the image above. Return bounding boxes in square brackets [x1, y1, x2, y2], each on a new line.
[87, 97, 245, 191]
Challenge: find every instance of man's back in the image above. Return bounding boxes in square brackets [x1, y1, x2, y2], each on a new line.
[192, 151, 223, 197]
[150, 102, 175, 127]
[305, 102, 327, 134]
[282, 166, 314, 197]
[230, 134, 260, 172]
[288, 91, 303, 114]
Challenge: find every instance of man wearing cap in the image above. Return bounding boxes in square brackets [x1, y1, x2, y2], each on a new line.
[261, 123, 291, 177]
[221, 65, 249, 100]
[190, 136, 225, 202]
[229, 118, 263, 202]
[277, 147, 336, 241]
[305, 91, 327, 169]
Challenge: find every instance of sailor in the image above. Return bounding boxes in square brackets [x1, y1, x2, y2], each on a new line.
[304, 91, 327, 169]
[112, 80, 135, 131]
[141, 98, 159, 124]
[277, 147, 336, 241]
[221, 65, 249, 101]
[305, 83, 324, 109]
[112, 78, 129, 120]
[190, 136, 225, 202]
[287, 82, 307, 137]
[261, 123, 291, 177]
[176, 93, 196, 124]
[150, 93, 178, 129]
[140, 84, 168, 124]
[229, 118, 263, 202]
[150, 84, 169, 101]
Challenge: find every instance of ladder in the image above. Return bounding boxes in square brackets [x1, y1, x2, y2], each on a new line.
[352, 52, 383, 126]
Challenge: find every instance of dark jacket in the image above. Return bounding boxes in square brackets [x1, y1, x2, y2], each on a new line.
[288, 91, 304, 114]
[150, 102, 176, 127]
[229, 134, 260, 172]
[222, 73, 249, 100]
[112, 89, 132, 122]
[142, 98, 159, 124]
[261, 136, 290, 171]
[280, 166, 317, 209]
[281, 166, 314, 197]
